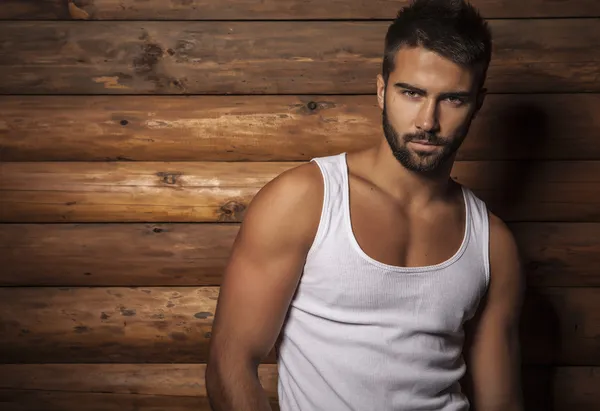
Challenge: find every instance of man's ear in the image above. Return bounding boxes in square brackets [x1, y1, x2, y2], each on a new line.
[376, 74, 386, 110]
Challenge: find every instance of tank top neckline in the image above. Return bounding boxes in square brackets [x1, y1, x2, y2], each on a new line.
[338, 152, 472, 273]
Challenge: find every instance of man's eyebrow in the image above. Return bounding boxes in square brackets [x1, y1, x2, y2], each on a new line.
[394, 82, 473, 99]
[393, 82, 426, 94]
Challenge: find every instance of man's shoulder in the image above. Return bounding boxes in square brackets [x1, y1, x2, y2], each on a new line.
[488, 211, 516, 252]
[241, 160, 324, 246]
[487, 210, 523, 286]
[263, 160, 324, 205]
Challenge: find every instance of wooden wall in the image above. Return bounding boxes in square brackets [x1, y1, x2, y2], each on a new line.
[0, 1, 599, 410]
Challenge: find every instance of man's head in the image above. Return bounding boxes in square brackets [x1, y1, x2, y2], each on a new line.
[377, 0, 492, 173]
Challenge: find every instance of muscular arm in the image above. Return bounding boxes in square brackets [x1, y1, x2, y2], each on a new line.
[462, 213, 526, 411]
[205, 163, 323, 411]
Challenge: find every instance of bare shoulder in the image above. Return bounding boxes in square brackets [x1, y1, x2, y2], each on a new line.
[487, 210, 525, 296]
[488, 211, 519, 266]
[240, 161, 324, 251]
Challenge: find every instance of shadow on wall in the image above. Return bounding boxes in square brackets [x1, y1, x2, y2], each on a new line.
[490, 102, 561, 409]
[484, 101, 548, 215]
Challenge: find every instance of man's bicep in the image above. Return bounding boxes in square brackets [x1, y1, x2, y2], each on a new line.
[209, 165, 322, 365]
[214, 226, 307, 362]
[464, 213, 525, 410]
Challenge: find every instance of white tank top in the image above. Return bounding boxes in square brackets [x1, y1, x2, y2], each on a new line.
[277, 152, 490, 410]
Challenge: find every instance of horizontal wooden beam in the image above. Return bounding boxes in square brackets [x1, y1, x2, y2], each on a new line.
[2, 94, 599, 161]
[0, 364, 598, 411]
[2, 161, 599, 223]
[0, 390, 281, 411]
[1, 0, 598, 19]
[0, 363, 277, 398]
[0, 223, 598, 287]
[0, 20, 598, 94]
[0, 287, 596, 365]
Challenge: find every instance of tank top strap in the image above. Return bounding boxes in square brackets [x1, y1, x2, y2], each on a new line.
[462, 186, 491, 288]
[308, 152, 348, 258]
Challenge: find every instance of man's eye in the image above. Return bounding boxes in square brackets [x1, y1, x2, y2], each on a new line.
[446, 97, 464, 105]
[403, 90, 419, 98]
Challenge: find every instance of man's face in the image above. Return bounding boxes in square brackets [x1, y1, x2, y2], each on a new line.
[377, 46, 484, 173]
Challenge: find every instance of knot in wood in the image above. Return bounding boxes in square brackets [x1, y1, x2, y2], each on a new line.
[307, 101, 318, 111]
[219, 201, 246, 221]
[156, 171, 181, 185]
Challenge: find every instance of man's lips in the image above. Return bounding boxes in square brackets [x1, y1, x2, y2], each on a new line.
[408, 140, 442, 151]
[409, 140, 439, 146]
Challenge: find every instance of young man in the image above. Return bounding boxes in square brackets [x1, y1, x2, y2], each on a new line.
[206, 0, 525, 410]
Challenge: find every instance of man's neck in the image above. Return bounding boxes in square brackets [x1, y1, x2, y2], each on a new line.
[351, 143, 457, 208]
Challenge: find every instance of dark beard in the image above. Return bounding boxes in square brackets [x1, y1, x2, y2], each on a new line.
[382, 105, 466, 173]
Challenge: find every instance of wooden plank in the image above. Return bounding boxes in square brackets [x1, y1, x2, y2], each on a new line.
[1, 161, 599, 223]
[0, 161, 282, 223]
[2, 94, 600, 162]
[513, 224, 600, 287]
[1, 223, 598, 287]
[0, 287, 223, 364]
[0, 364, 599, 411]
[522, 366, 600, 411]
[0, 391, 280, 411]
[520, 288, 600, 366]
[0, 364, 278, 398]
[0, 287, 597, 365]
[0, 223, 237, 286]
[1, 0, 598, 20]
[0, 20, 598, 94]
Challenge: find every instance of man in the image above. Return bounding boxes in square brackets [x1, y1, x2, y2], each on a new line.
[206, 0, 525, 410]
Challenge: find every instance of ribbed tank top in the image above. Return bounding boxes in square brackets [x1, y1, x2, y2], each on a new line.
[276, 152, 490, 411]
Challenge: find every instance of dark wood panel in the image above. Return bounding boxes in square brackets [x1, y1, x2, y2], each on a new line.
[513, 224, 600, 287]
[2, 94, 600, 161]
[0, 364, 599, 411]
[0, 20, 598, 94]
[1, 161, 599, 223]
[0, 391, 280, 411]
[1, 223, 598, 287]
[522, 366, 600, 411]
[2, 0, 599, 19]
[0, 364, 277, 398]
[0, 287, 597, 365]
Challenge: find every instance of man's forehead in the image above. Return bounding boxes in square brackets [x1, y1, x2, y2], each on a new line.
[390, 47, 476, 92]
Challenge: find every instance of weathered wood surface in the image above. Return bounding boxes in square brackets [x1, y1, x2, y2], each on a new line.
[2, 161, 599, 223]
[1, 223, 598, 287]
[512, 224, 600, 287]
[0, 20, 598, 94]
[2, 94, 599, 162]
[2, 0, 599, 19]
[0, 391, 280, 411]
[0, 364, 598, 411]
[0, 287, 597, 365]
[0, 364, 278, 398]
[0, 223, 234, 286]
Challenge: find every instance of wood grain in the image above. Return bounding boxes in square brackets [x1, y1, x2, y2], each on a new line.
[0, 391, 280, 411]
[1, 0, 598, 19]
[2, 161, 600, 223]
[2, 94, 599, 162]
[1, 223, 598, 287]
[0, 364, 599, 411]
[0, 20, 598, 94]
[0, 363, 278, 398]
[513, 224, 600, 287]
[0, 286, 597, 365]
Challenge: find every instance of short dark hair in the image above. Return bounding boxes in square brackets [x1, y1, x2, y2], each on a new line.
[382, 0, 492, 88]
